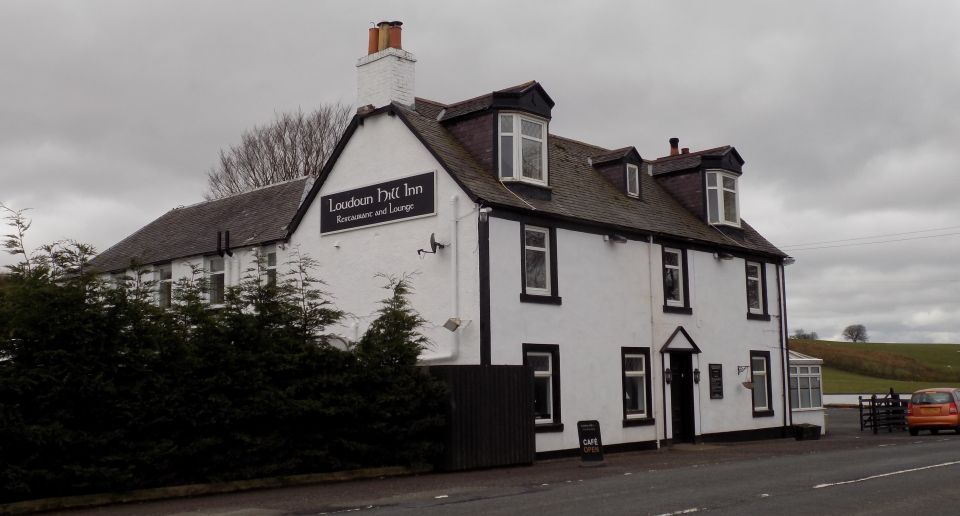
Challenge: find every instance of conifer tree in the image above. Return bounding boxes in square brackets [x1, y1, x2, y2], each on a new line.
[355, 275, 446, 467]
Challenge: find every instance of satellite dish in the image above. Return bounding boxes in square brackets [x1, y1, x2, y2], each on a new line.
[418, 233, 446, 257]
[430, 233, 445, 253]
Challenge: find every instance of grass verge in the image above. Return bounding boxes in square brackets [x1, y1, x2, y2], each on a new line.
[0, 466, 429, 515]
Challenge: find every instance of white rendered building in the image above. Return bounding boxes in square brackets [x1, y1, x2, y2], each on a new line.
[92, 22, 795, 459]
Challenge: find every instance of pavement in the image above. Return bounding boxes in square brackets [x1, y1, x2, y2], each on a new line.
[42, 408, 957, 515]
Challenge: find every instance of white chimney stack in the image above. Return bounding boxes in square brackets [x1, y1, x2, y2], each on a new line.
[357, 21, 415, 109]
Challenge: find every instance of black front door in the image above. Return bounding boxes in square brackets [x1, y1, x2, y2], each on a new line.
[669, 352, 696, 442]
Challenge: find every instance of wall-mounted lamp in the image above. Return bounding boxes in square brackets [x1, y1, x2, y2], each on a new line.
[603, 234, 628, 244]
[479, 206, 493, 222]
[693, 368, 701, 384]
[664, 368, 673, 384]
[443, 317, 462, 332]
[714, 251, 735, 260]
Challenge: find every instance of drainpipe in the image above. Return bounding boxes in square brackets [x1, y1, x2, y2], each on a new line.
[421, 194, 461, 363]
[778, 263, 791, 428]
[647, 235, 661, 450]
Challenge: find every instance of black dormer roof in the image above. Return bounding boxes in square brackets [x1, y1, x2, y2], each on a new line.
[590, 146, 642, 166]
[652, 146, 744, 175]
[428, 81, 555, 122]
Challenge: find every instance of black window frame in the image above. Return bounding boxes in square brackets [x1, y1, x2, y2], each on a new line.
[750, 350, 774, 418]
[523, 343, 563, 433]
[662, 246, 691, 314]
[745, 260, 770, 321]
[621, 347, 655, 427]
[520, 223, 561, 305]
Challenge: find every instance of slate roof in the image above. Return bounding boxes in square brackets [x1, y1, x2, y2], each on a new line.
[391, 97, 785, 258]
[89, 178, 309, 272]
[652, 146, 734, 175]
[421, 81, 543, 122]
[94, 80, 785, 271]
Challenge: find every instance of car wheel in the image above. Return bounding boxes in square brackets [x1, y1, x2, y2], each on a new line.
[909, 428, 919, 436]
[931, 429, 940, 435]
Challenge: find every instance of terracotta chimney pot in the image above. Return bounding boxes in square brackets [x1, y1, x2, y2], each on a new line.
[367, 27, 379, 54]
[669, 137, 680, 156]
[388, 21, 402, 49]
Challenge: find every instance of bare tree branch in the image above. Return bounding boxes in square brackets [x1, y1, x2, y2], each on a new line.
[205, 103, 353, 199]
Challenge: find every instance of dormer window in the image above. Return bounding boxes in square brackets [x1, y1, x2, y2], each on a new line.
[499, 113, 548, 186]
[626, 164, 640, 198]
[706, 170, 739, 226]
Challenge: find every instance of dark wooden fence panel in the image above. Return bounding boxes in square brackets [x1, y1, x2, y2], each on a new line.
[429, 365, 535, 471]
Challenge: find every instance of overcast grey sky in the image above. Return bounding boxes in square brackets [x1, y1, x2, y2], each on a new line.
[3, 1, 959, 343]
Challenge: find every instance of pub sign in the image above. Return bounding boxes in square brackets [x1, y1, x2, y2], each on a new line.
[320, 171, 436, 234]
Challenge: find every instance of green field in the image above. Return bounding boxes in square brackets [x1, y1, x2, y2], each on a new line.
[790, 340, 960, 394]
[822, 367, 960, 394]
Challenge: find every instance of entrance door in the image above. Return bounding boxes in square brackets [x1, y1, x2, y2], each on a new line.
[669, 352, 696, 442]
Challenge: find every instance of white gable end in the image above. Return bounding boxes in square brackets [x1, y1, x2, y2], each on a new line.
[289, 113, 481, 365]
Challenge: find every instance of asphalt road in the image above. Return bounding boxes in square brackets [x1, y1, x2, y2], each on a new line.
[54, 409, 960, 516]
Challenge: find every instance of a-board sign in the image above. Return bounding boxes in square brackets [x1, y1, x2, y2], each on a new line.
[709, 363, 723, 399]
[577, 420, 604, 462]
[320, 171, 436, 235]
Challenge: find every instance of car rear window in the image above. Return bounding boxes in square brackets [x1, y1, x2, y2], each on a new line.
[911, 392, 954, 404]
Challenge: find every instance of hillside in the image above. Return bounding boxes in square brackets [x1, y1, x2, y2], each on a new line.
[790, 340, 960, 393]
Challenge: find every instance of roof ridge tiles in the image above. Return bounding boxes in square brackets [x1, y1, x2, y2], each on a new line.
[176, 177, 309, 210]
[654, 145, 731, 162]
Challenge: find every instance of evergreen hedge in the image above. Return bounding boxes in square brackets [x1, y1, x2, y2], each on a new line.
[0, 213, 446, 503]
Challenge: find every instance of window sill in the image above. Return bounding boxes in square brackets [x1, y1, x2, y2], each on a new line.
[622, 417, 655, 428]
[663, 305, 692, 315]
[501, 177, 552, 190]
[792, 407, 824, 412]
[535, 422, 565, 433]
[747, 313, 771, 321]
[709, 221, 742, 229]
[752, 409, 775, 418]
[520, 293, 563, 305]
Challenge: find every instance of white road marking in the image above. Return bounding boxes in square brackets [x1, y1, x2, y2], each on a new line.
[653, 508, 701, 516]
[434, 495, 448, 499]
[813, 460, 960, 489]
